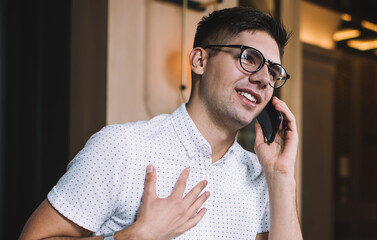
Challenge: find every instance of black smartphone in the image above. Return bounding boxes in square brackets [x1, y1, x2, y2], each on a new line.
[256, 98, 282, 143]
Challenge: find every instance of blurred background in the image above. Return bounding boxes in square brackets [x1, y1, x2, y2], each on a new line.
[1, 0, 377, 239]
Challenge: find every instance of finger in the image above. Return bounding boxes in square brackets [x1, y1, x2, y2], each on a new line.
[272, 97, 293, 122]
[186, 191, 210, 218]
[183, 180, 208, 204]
[172, 167, 190, 197]
[254, 121, 266, 146]
[272, 97, 298, 134]
[272, 98, 299, 154]
[142, 164, 157, 201]
[178, 208, 207, 233]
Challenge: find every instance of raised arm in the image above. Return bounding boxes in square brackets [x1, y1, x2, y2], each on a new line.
[254, 96, 303, 240]
[20, 165, 209, 240]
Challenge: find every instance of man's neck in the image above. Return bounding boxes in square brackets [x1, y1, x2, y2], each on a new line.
[186, 102, 238, 164]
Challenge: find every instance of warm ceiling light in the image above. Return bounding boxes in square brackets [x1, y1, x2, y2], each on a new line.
[333, 29, 360, 41]
[347, 39, 377, 51]
[361, 20, 377, 33]
[340, 13, 352, 22]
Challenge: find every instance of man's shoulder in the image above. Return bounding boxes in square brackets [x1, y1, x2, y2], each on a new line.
[99, 112, 172, 137]
[233, 143, 264, 178]
[88, 113, 179, 153]
[72, 112, 175, 165]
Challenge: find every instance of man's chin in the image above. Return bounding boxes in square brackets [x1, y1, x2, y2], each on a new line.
[234, 115, 256, 130]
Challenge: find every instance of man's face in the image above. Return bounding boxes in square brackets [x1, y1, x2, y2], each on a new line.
[199, 30, 280, 129]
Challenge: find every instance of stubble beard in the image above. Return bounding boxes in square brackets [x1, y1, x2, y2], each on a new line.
[204, 96, 253, 133]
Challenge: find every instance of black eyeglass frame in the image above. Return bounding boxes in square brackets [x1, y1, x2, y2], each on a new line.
[203, 44, 290, 89]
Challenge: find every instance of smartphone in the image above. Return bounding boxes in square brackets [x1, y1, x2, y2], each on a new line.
[256, 98, 282, 143]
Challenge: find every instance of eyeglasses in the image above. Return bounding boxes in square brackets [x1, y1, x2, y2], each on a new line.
[203, 44, 290, 89]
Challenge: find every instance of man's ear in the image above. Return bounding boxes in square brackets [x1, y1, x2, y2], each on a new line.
[189, 47, 207, 76]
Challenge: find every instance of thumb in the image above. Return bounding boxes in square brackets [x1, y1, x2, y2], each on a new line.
[254, 122, 265, 149]
[143, 164, 157, 201]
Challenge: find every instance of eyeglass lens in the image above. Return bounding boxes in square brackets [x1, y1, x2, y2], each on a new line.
[241, 48, 287, 88]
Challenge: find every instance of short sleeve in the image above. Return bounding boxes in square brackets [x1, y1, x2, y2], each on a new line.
[47, 125, 126, 232]
[257, 199, 270, 233]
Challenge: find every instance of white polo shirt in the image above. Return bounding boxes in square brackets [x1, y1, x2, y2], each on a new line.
[48, 104, 270, 239]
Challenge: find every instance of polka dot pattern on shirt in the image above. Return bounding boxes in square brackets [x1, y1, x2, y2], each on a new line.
[48, 104, 270, 239]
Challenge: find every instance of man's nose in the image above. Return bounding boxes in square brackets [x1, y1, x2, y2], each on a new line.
[248, 63, 270, 88]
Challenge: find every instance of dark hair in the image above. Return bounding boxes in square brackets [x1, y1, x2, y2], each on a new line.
[193, 7, 290, 57]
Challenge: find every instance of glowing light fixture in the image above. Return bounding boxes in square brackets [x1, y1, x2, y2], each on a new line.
[340, 13, 352, 22]
[333, 29, 361, 41]
[361, 20, 377, 33]
[347, 39, 377, 51]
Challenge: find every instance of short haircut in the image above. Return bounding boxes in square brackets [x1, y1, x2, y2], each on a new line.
[193, 7, 290, 58]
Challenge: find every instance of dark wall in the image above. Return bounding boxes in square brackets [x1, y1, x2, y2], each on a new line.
[0, 0, 5, 237]
[0, 0, 109, 238]
[0, 1, 71, 238]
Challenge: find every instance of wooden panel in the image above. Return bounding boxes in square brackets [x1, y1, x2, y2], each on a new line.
[302, 43, 338, 240]
[334, 50, 377, 240]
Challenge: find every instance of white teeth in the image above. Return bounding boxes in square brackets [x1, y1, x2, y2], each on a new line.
[238, 91, 257, 103]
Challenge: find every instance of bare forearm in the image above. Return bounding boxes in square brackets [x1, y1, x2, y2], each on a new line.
[39, 237, 103, 240]
[23, 231, 137, 240]
[267, 173, 302, 240]
[40, 231, 136, 240]
[21, 225, 145, 240]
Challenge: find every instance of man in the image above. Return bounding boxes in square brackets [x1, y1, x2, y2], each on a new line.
[20, 7, 302, 240]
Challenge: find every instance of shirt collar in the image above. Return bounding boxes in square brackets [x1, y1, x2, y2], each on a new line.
[171, 104, 237, 163]
[171, 104, 211, 159]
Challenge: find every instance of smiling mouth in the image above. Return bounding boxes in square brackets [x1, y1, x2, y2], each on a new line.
[237, 91, 257, 103]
